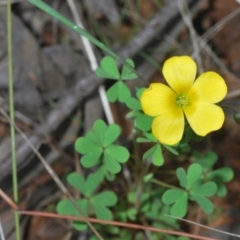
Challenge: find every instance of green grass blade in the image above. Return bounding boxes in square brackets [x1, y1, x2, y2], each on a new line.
[7, 1, 21, 239]
[27, 0, 121, 61]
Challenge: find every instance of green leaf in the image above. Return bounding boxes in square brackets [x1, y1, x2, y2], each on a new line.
[192, 195, 214, 214]
[176, 168, 187, 189]
[208, 167, 234, 182]
[125, 97, 141, 110]
[95, 56, 120, 79]
[80, 150, 102, 168]
[118, 81, 131, 102]
[193, 151, 218, 171]
[191, 182, 217, 197]
[143, 173, 153, 183]
[103, 152, 121, 173]
[163, 145, 179, 155]
[67, 173, 101, 197]
[186, 163, 202, 189]
[162, 189, 186, 205]
[93, 119, 107, 145]
[92, 191, 118, 206]
[107, 82, 119, 102]
[90, 191, 118, 220]
[170, 193, 188, 218]
[104, 124, 121, 147]
[216, 184, 227, 197]
[106, 145, 130, 163]
[135, 113, 153, 131]
[152, 144, 164, 166]
[121, 59, 138, 80]
[137, 137, 155, 143]
[143, 145, 157, 160]
[75, 137, 101, 154]
[56, 198, 88, 217]
[136, 87, 147, 99]
[126, 208, 137, 221]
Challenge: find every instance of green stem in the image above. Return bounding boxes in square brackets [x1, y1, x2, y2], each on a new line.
[151, 178, 180, 190]
[7, 2, 21, 239]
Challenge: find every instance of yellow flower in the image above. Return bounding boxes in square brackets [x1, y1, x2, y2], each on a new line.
[140, 56, 227, 145]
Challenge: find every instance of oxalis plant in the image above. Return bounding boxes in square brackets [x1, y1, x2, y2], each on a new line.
[56, 56, 234, 239]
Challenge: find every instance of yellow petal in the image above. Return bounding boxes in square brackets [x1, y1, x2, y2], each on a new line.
[152, 108, 184, 145]
[184, 103, 225, 136]
[140, 83, 177, 116]
[187, 71, 227, 103]
[162, 56, 197, 94]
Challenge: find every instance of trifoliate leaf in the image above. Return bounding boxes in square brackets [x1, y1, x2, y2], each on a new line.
[152, 144, 164, 166]
[121, 59, 138, 80]
[103, 124, 121, 147]
[67, 173, 101, 197]
[191, 195, 214, 214]
[186, 163, 202, 189]
[95, 56, 120, 79]
[125, 97, 141, 110]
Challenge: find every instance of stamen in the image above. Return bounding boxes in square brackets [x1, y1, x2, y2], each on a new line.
[176, 95, 190, 107]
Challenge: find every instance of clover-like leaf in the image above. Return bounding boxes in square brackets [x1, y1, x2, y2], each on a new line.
[176, 168, 187, 189]
[95, 56, 120, 79]
[90, 191, 117, 220]
[103, 145, 129, 173]
[152, 144, 164, 166]
[93, 119, 108, 145]
[162, 189, 188, 218]
[186, 163, 202, 189]
[208, 167, 234, 183]
[107, 82, 119, 102]
[170, 193, 188, 217]
[56, 199, 88, 231]
[107, 81, 131, 103]
[193, 151, 218, 171]
[135, 112, 153, 131]
[75, 137, 101, 154]
[80, 150, 102, 168]
[191, 195, 214, 214]
[103, 124, 121, 147]
[191, 182, 217, 197]
[121, 59, 138, 80]
[67, 172, 101, 197]
[125, 97, 141, 110]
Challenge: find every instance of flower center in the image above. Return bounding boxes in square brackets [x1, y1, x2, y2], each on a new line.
[176, 95, 190, 107]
